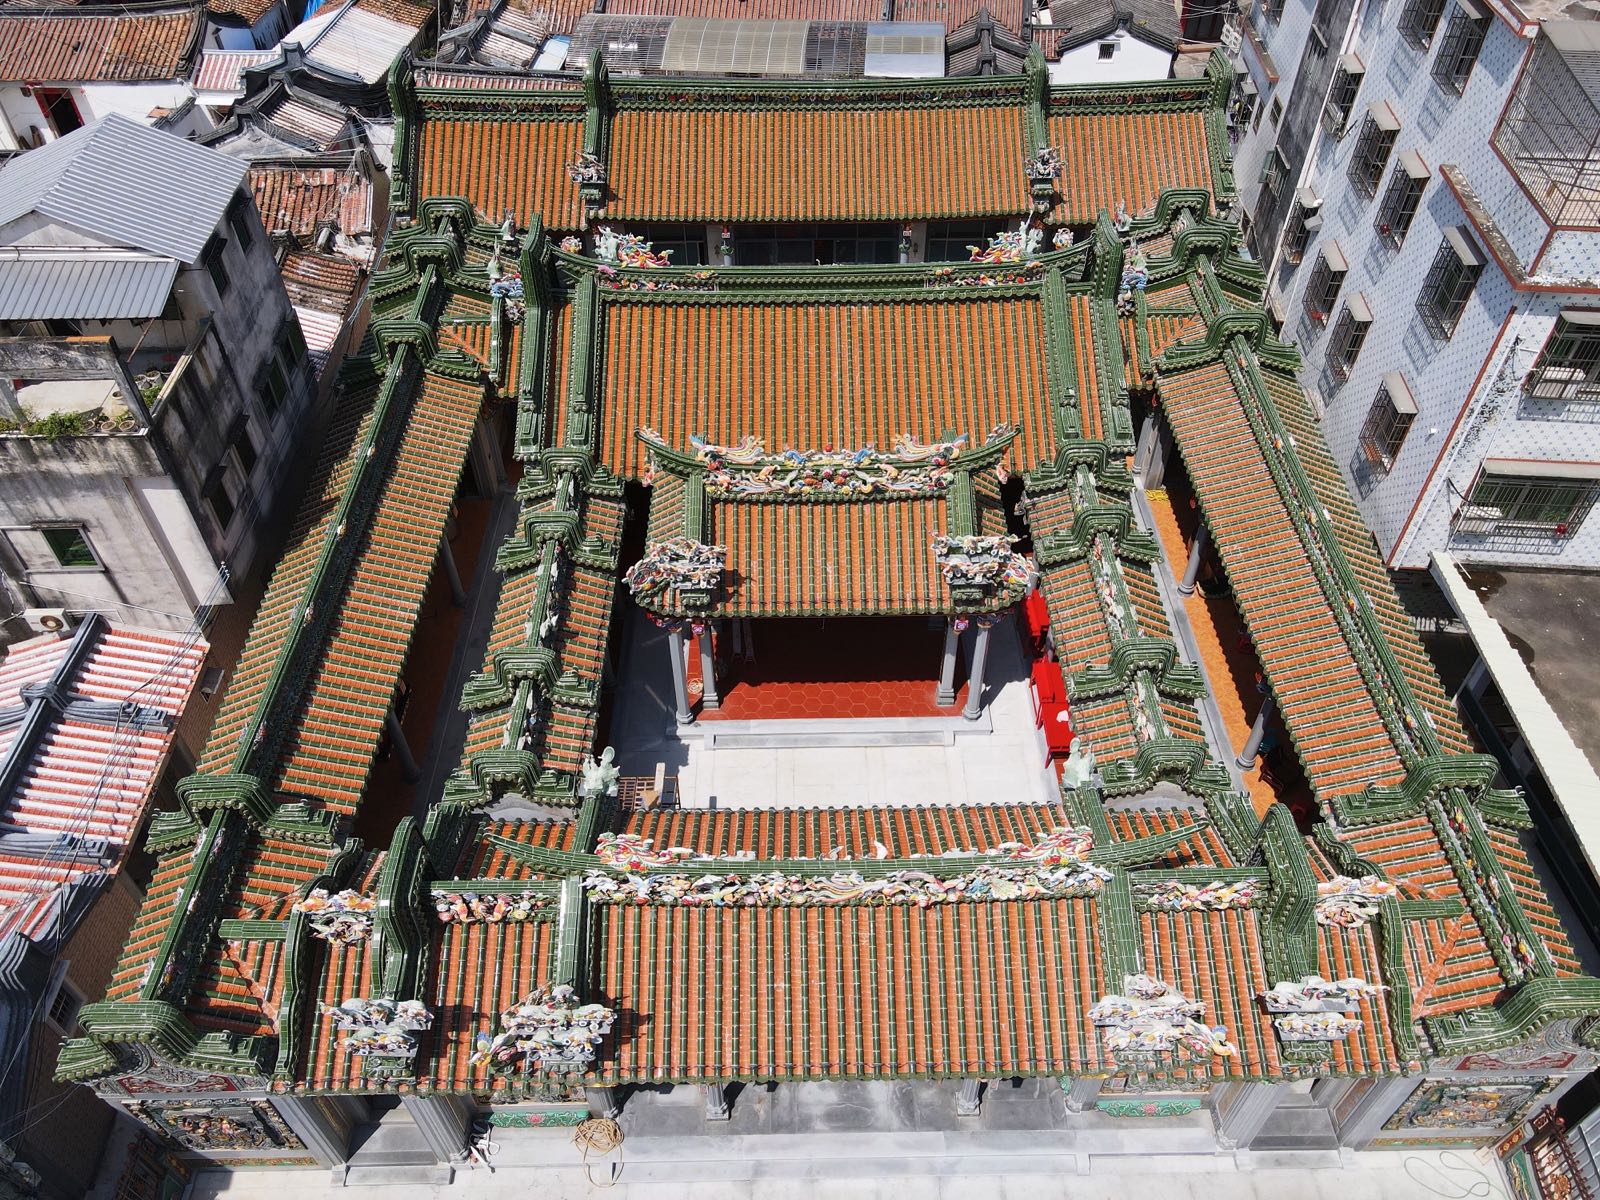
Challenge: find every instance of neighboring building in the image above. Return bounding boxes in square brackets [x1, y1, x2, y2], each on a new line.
[0, 615, 205, 1199]
[947, 7, 1033, 75]
[0, 114, 316, 638]
[1035, 0, 1180, 83]
[1231, 0, 1600, 570]
[203, 0, 295, 51]
[49, 52, 1600, 1182]
[0, 2, 208, 151]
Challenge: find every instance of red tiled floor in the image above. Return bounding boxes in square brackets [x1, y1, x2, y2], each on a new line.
[700, 616, 968, 721]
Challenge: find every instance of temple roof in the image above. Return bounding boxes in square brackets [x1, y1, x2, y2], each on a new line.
[59, 61, 1600, 1107]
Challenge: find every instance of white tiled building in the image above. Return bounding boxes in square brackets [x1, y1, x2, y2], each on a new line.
[1230, 0, 1600, 570]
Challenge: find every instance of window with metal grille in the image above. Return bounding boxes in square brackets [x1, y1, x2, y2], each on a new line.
[1416, 228, 1484, 339]
[1357, 375, 1417, 472]
[1399, 0, 1446, 48]
[1302, 244, 1347, 327]
[1321, 54, 1365, 136]
[1326, 297, 1372, 381]
[1527, 312, 1600, 403]
[1375, 155, 1429, 247]
[227, 196, 253, 251]
[1431, 2, 1489, 94]
[1455, 468, 1600, 536]
[202, 236, 229, 296]
[1282, 190, 1322, 264]
[1258, 0, 1285, 25]
[1348, 106, 1399, 197]
[1259, 147, 1290, 217]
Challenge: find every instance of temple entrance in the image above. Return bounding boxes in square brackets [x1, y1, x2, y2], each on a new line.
[698, 616, 968, 721]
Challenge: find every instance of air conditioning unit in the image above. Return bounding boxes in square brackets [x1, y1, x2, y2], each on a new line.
[21, 608, 69, 635]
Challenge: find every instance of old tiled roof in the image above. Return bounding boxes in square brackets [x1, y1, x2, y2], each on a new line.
[591, 294, 1051, 479]
[416, 114, 585, 228]
[1047, 105, 1213, 222]
[206, 0, 278, 27]
[0, 3, 202, 83]
[249, 159, 375, 241]
[193, 48, 275, 93]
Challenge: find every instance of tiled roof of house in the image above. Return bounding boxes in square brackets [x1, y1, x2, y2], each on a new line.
[63, 66, 1600, 1114]
[0, 3, 202, 84]
[404, 60, 1226, 228]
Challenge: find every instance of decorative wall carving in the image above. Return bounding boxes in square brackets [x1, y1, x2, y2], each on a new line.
[125, 1100, 304, 1153]
[1383, 1079, 1555, 1131]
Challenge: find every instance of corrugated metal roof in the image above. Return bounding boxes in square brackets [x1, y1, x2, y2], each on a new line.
[0, 250, 176, 319]
[0, 114, 248, 263]
[300, 2, 424, 82]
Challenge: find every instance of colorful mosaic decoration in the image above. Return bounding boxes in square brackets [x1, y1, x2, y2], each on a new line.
[1134, 878, 1263, 911]
[565, 151, 605, 185]
[594, 831, 692, 870]
[622, 538, 726, 601]
[291, 888, 374, 943]
[1259, 975, 1383, 1013]
[125, 1100, 302, 1153]
[471, 985, 618, 1074]
[1090, 975, 1238, 1059]
[593, 225, 672, 268]
[1273, 1012, 1365, 1042]
[1315, 875, 1401, 926]
[648, 428, 1004, 499]
[1384, 1080, 1554, 1132]
[325, 998, 433, 1059]
[1096, 1097, 1204, 1118]
[582, 861, 1112, 907]
[487, 1109, 590, 1128]
[969, 219, 1044, 263]
[433, 889, 552, 923]
[932, 534, 1035, 592]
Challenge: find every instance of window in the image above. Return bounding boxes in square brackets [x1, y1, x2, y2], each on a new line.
[1322, 54, 1365, 136]
[1456, 462, 1600, 537]
[925, 220, 1007, 262]
[203, 462, 236, 531]
[34, 89, 82, 137]
[1399, 0, 1447, 48]
[734, 223, 899, 266]
[1302, 242, 1348, 328]
[46, 978, 82, 1032]
[1348, 103, 1400, 197]
[1325, 294, 1373, 382]
[1527, 311, 1600, 403]
[1269, 96, 1284, 126]
[1232, 83, 1259, 139]
[1259, 0, 1285, 24]
[1099, 40, 1118, 59]
[1282, 189, 1323, 264]
[1432, 1, 1489, 94]
[39, 525, 96, 569]
[1358, 373, 1418, 472]
[227, 196, 254, 251]
[1416, 227, 1485, 339]
[229, 413, 258, 475]
[257, 360, 288, 417]
[1260, 148, 1291, 215]
[1375, 152, 1430, 247]
[203, 236, 229, 296]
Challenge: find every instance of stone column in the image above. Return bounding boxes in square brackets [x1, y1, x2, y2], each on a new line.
[1212, 1081, 1285, 1151]
[1063, 1076, 1103, 1113]
[1177, 524, 1210, 596]
[386, 707, 421, 781]
[271, 1095, 351, 1168]
[704, 1083, 730, 1121]
[665, 624, 693, 724]
[402, 1094, 473, 1165]
[697, 622, 719, 709]
[1236, 694, 1276, 770]
[956, 1078, 985, 1117]
[936, 619, 961, 706]
[586, 1086, 620, 1118]
[962, 624, 992, 721]
[1135, 414, 1168, 488]
[1333, 1075, 1420, 1149]
[439, 535, 467, 607]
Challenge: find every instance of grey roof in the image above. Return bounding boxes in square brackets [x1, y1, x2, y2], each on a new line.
[0, 114, 248, 264]
[1044, 0, 1180, 52]
[0, 251, 177, 320]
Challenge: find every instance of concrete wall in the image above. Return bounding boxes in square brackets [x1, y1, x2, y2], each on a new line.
[0, 188, 318, 633]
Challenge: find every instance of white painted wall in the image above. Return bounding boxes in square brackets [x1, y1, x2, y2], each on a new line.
[77, 82, 198, 127]
[1048, 31, 1174, 84]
